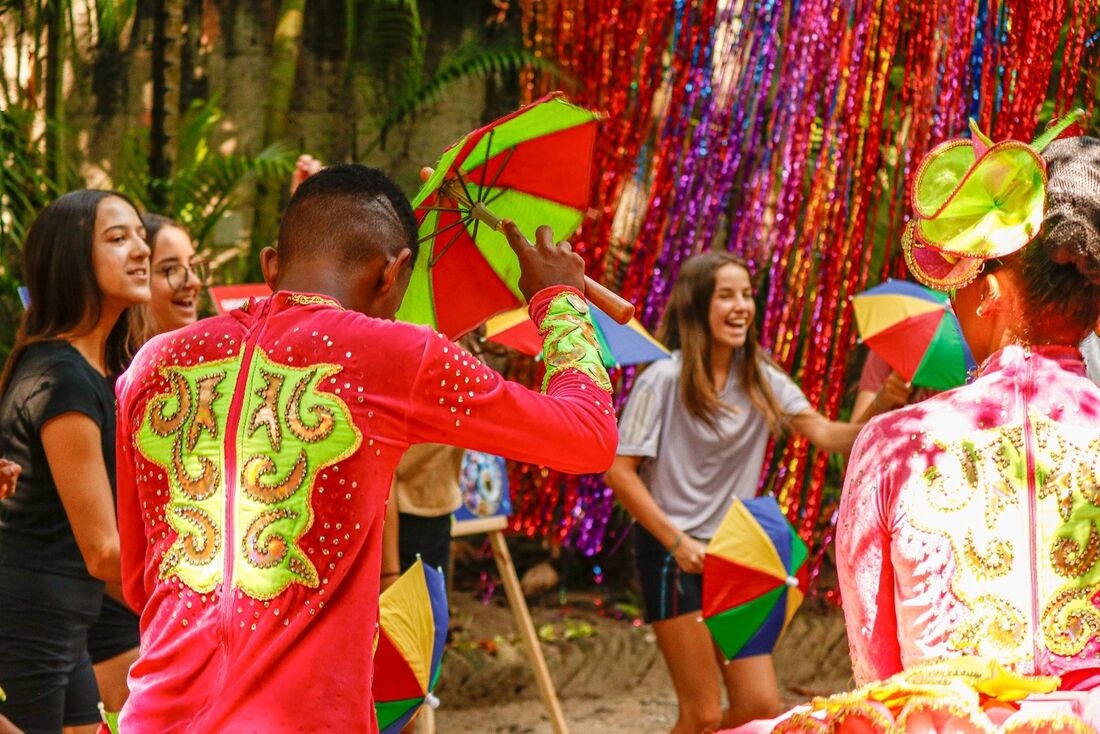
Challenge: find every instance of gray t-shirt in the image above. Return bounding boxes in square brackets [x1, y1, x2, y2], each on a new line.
[618, 351, 812, 539]
[1080, 333, 1100, 386]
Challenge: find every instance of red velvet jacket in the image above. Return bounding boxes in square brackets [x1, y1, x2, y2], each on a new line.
[116, 287, 616, 732]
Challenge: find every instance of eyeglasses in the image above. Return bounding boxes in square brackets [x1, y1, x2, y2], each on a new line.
[158, 258, 211, 291]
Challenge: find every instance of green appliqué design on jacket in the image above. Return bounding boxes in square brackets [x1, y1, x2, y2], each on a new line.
[538, 291, 612, 394]
[137, 348, 361, 599]
[138, 359, 236, 593]
[234, 348, 360, 599]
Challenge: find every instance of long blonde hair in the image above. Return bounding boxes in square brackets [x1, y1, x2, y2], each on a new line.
[658, 251, 786, 434]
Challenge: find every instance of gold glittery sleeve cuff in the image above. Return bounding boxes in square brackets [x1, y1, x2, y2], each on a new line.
[534, 289, 612, 394]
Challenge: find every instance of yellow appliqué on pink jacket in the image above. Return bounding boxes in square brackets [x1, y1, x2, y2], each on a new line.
[837, 344, 1100, 727]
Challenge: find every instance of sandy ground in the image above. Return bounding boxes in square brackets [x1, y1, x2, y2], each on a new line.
[437, 661, 677, 733]
[427, 592, 853, 733]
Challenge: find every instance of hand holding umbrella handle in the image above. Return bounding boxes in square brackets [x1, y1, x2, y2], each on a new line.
[584, 276, 634, 324]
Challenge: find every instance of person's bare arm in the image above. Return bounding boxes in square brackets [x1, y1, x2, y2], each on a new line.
[289, 154, 323, 197]
[851, 390, 878, 425]
[0, 713, 24, 734]
[381, 480, 402, 591]
[852, 371, 912, 423]
[42, 413, 121, 584]
[604, 455, 704, 574]
[789, 410, 865, 455]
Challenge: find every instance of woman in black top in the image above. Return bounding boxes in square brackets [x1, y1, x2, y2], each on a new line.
[0, 190, 150, 733]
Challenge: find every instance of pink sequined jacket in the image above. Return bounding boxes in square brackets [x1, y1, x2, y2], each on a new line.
[838, 344, 1100, 687]
[115, 287, 617, 733]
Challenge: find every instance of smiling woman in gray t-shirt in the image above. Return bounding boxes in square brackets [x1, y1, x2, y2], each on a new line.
[605, 252, 879, 734]
[619, 351, 811, 540]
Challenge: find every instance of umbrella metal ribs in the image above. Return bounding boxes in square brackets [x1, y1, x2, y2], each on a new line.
[438, 178, 635, 324]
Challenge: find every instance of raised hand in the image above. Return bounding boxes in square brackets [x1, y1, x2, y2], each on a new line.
[290, 154, 324, 197]
[500, 220, 586, 301]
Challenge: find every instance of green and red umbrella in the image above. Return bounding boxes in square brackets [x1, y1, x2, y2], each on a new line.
[703, 496, 807, 660]
[395, 92, 606, 338]
[851, 279, 976, 391]
[373, 559, 448, 733]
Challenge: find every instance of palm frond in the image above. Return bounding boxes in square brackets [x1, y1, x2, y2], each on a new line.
[174, 96, 220, 174]
[0, 108, 71, 251]
[93, 0, 136, 46]
[0, 106, 71, 362]
[112, 123, 154, 207]
[173, 143, 297, 245]
[346, 0, 425, 92]
[109, 97, 296, 247]
[373, 47, 563, 142]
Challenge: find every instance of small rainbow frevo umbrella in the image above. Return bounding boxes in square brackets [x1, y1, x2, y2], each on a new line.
[484, 300, 669, 368]
[703, 497, 807, 660]
[851, 279, 976, 391]
[373, 559, 448, 733]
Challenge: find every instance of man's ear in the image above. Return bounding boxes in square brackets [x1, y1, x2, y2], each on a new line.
[979, 272, 1003, 315]
[260, 247, 280, 291]
[379, 248, 413, 294]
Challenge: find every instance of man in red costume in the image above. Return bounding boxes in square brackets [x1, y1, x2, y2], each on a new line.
[115, 165, 617, 731]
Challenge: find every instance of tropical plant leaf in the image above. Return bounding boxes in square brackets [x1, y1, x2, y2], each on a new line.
[92, 0, 135, 46]
[110, 97, 296, 248]
[346, 0, 425, 91]
[371, 46, 562, 147]
[0, 107, 74, 362]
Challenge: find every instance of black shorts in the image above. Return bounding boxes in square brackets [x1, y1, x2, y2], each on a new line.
[0, 566, 104, 733]
[633, 524, 704, 623]
[397, 512, 452, 575]
[87, 595, 140, 664]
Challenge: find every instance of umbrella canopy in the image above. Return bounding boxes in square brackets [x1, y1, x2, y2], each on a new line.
[373, 559, 448, 734]
[851, 279, 976, 391]
[395, 92, 603, 338]
[703, 496, 807, 660]
[484, 301, 670, 369]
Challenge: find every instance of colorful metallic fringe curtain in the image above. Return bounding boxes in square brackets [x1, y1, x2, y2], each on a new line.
[511, 0, 1100, 557]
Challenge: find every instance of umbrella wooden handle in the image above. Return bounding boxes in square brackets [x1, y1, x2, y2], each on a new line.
[585, 276, 634, 323]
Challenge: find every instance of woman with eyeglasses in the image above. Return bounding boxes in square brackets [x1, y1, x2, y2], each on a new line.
[130, 215, 209, 343]
[86, 214, 209, 729]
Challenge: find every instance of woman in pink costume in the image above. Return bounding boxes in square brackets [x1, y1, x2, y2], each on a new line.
[728, 120, 1100, 732]
[836, 129, 1100, 731]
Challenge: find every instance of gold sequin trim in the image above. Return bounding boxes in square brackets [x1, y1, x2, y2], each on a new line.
[286, 294, 342, 308]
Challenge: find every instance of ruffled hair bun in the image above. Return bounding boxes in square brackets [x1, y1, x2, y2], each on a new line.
[1041, 136, 1100, 286]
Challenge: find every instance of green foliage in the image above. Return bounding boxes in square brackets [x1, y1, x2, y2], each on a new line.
[113, 98, 297, 247]
[0, 108, 76, 362]
[372, 45, 561, 149]
[92, 0, 136, 46]
[344, 0, 425, 94]
[0, 108, 71, 250]
[343, 1, 561, 154]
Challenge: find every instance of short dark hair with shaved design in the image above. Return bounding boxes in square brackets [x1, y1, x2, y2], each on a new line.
[277, 164, 419, 268]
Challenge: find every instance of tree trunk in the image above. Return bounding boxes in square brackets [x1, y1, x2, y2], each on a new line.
[43, 0, 65, 187]
[149, 0, 184, 208]
[178, 0, 209, 111]
[248, 0, 305, 277]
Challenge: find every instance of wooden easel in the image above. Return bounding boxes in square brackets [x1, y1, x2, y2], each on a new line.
[445, 515, 570, 734]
